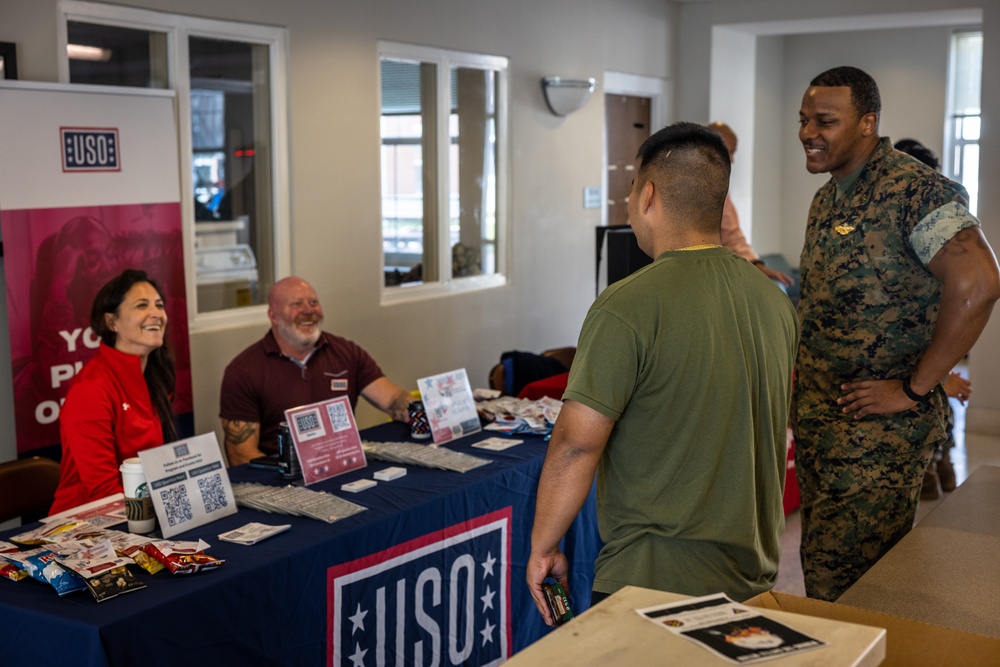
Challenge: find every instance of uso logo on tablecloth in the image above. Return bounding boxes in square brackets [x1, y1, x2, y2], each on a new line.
[327, 508, 512, 666]
[60, 127, 121, 172]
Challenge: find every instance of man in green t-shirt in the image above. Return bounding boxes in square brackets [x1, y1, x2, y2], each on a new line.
[526, 122, 798, 625]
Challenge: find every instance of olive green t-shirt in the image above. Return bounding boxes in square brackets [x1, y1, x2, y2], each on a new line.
[564, 247, 797, 601]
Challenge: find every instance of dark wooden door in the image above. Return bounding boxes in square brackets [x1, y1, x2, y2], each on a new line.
[605, 94, 651, 227]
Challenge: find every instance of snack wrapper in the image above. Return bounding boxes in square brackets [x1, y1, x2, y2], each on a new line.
[7, 548, 87, 596]
[8, 520, 85, 547]
[0, 541, 28, 582]
[57, 540, 146, 602]
[142, 539, 224, 575]
[111, 533, 164, 575]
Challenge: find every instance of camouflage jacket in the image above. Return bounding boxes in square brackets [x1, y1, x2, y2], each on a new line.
[794, 137, 978, 442]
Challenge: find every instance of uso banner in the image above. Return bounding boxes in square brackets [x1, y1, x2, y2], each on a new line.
[328, 508, 513, 666]
[2, 204, 191, 454]
[0, 83, 190, 456]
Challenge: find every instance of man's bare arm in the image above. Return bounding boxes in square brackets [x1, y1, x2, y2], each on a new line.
[526, 400, 615, 624]
[840, 227, 1000, 417]
[221, 418, 264, 466]
[361, 377, 412, 422]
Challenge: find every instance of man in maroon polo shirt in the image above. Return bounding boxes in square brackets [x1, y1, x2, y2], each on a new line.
[219, 276, 411, 465]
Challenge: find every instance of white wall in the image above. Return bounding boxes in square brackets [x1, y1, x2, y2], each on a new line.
[0, 0, 674, 461]
[678, 0, 1000, 433]
[779, 26, 954, 264]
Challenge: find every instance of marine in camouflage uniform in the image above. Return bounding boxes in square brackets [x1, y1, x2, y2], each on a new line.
[793, 136, 980, 601]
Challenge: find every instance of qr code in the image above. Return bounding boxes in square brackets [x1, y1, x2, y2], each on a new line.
[198, 473, 229, 513]
[327, 401, 351, 432]
[295, 411, 321, 432]
[160, 486, 193, 527]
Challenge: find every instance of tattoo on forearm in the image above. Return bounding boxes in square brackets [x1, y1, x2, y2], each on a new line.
[223, 421, 257, 445]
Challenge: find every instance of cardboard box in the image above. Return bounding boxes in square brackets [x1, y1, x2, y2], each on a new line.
[745, 590, 1000, 667]
[507, 586, 886, 666]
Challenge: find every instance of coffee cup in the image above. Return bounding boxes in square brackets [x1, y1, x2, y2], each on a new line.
[120, 457, 156, 533]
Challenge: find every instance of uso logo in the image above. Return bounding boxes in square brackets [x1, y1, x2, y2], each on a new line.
[327, 508, 512, 667]
[61, 127, 121, 172]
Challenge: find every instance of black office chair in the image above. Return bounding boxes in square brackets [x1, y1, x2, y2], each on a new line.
[0, 456, 61, 525]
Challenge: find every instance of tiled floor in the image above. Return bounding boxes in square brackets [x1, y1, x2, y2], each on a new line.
[774, 394, 1000, 597]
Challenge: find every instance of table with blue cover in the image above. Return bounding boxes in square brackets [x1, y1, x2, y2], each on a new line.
[0, 422, 600, 667]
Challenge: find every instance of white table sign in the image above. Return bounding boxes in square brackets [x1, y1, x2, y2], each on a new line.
[418, 368, 482, 445]
[139, 433, 237, 538]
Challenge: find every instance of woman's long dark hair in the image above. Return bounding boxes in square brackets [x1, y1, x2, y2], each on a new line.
[90, 269, 177, 443]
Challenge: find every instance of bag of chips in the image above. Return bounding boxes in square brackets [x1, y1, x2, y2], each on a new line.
[142, 539, 225, 575]
[110, 533, 164, 575]
[57, 540, 146, 603]
[7, 548, 87, 596]
[0, 541, 28, 582]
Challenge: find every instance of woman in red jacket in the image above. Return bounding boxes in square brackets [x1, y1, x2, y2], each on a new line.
[49, 269, 177, 514]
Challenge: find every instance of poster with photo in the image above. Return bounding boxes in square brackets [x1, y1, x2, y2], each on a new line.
[418, 368, 481, 445]
[0, 84, 189, 456]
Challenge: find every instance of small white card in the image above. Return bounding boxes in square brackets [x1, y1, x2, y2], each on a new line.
[374, 467, 407, 481]
[218, 522, 291, 546]
[341, 479, 377, 493]
[472, 437, 524, 451]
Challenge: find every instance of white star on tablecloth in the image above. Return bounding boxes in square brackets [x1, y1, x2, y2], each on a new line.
[349, 644, 368, 667]
[481, 551, 496, 578]
[480, 619, 496, 646]
[481, 585, 495, 612]
[349, 603, 367, 634]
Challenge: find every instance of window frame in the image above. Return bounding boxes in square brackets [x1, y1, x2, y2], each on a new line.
[57, 0, 291, 330]
[377, 41, 510, 306]
[944, 28, 982, 215]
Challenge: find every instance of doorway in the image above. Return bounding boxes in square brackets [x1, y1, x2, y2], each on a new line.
[605, 93, 650, 227]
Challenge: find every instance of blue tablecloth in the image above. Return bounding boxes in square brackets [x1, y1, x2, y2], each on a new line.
[0, 422, 599, 666]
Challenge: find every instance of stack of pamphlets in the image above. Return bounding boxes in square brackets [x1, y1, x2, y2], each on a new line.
[231, 483, 367, 523]
[362, 440, 491, 473]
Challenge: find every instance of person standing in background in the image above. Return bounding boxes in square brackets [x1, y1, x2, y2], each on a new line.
[708, 121, 794, 288]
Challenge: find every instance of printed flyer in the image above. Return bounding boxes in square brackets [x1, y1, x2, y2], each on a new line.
[418, 368, 482, 445]
[636, 593, 826, 664]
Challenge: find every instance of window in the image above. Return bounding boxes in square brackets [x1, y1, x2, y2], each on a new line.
[60, 1, 289, 321]
[945, 30, 982, 215]
[378, 42, 508, 302]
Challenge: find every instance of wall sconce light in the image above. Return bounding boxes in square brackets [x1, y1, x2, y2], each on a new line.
[541, 76, 597, 116]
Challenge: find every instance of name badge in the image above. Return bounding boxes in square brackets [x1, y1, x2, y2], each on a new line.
[331, 379, 348, 392]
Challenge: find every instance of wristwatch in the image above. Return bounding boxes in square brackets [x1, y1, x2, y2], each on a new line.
[901, 377, 934, 403]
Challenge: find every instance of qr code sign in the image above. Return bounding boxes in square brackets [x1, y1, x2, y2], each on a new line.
[160, 485, 194, 527]
[198, 473, 229, 513]
[326, 401, 352, 432]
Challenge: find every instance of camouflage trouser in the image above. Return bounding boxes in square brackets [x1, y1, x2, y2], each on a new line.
[796, 456, 925, 601]
[794, 417, 935, 602]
